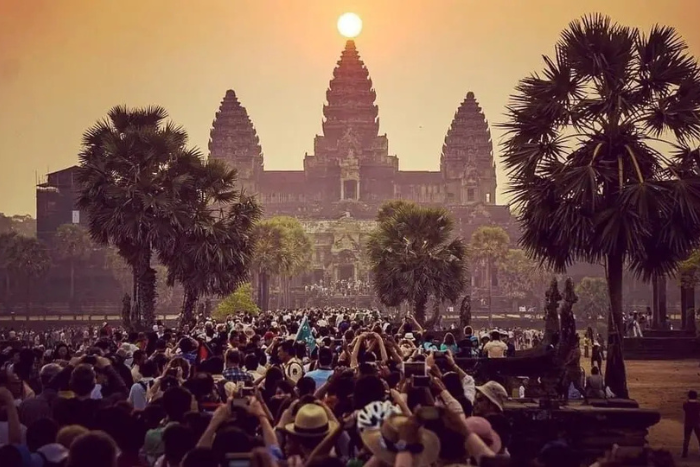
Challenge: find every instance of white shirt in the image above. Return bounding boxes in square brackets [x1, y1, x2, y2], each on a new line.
[129, 377, 154, 410]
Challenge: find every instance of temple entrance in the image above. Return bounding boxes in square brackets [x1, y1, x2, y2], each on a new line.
[338, 264, 355, 281]
[342, 180, 358, 200]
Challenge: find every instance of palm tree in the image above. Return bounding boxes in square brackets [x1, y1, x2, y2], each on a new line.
[54, 224, 93, 303]
[77, 105, 201, 328]
[469, 226, 510, 325]
[501, 14, 700, 398]
[366, 201, 468, 324]
[252, 221, 288, 312]
[159, 158, 261, 326]
[268, 217, 312, 308]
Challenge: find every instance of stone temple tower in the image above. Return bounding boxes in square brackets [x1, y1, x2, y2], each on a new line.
[304, 40, 397, 203]
[208, 90, 264, 194]
[440, 91, 497, 205]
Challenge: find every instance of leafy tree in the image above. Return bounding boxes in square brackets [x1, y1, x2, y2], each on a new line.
[366, 201, 468, 324]
[77, 105, 206, 328]
[468, 226, 510, 322]
[54, 224, 93, 303]
[498, 249, 551, 306]
[574, 277, 609, 323]
[268, 217, 312, 308]
[501, 15, 700, 397]
[213, 283, 260, 320]
[251, 217, 311, 311]
[104, 246, 132, 295]
[0, 232, 16, 301]
[158, 159, 261, 327]
[678, 249, 700, 327]
[0, 214, 36, 237]
[6, 235, 51, 307]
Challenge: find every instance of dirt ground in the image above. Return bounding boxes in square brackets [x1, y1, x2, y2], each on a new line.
[584, 359, 700, 466]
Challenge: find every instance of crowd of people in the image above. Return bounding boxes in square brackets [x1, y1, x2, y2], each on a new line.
[304, 280, 373, 298]
[0, 308, 678, 467]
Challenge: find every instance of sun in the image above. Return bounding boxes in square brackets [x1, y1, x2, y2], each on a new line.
[337, 12, 363, 39]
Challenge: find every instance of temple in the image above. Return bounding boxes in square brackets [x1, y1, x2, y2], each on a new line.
[208, 40, 517, 289]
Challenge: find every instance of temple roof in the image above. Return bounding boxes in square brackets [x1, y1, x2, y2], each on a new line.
[208, 90, 263, 166]
[321, 40, 380, 146]
[258, 171, 306, 193]
[441, 91, 493, 164]
[395, 171, 443, 184]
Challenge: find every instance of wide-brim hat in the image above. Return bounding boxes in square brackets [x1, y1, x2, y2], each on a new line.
[464, 417, 502, 454]
[284, 403, 339, 438]
[476, 381, 508, 412]
[360, 414, 440, 467]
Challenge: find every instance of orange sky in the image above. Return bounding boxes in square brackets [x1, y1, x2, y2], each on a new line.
[1, 0, 699, 216]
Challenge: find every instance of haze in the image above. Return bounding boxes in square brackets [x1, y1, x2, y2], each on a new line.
[1, 0, 699, 216]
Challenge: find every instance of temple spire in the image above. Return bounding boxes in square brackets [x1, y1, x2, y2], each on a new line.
[321, 40, 379, 147]
[208, 90, 263, 174]
[441, 91, 497, 205]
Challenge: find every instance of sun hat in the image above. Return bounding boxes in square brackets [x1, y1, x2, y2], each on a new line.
[360, 413, 440, 467]
[475, 381, 508, 412]
[464, 417, 502, 454]
[284, 403, 338, 438]
[404, 332, 415, 340]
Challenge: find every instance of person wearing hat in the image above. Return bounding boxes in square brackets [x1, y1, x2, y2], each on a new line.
[474, 381, 508, 416]
[360, 412, 440, 467]
[283, 402, 339, 462]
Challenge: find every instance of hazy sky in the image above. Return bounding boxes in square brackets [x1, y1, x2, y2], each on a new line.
[1, 0, 699, 216]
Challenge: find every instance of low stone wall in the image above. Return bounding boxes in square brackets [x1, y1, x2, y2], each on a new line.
[623, 335, 700, 360]
[505, 400, 660, 463]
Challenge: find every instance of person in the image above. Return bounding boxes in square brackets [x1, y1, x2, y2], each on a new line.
[482, 331, 508, 358]
[585, 366, 605, 399]
[591, 342, 603, 372]
[683, 390, 700, 458]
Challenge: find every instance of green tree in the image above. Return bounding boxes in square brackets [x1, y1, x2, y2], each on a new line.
[468, 226, 510, 323]
[213, 283, 260, 320]
[268, 217, 312, 308]
[7, 235, 51, 307]
[498, 249, 551, 306]
[0, 232, 16, 301]
[251, 216, 311, 311]
[54, 224, 93, 303]
[104, 246, 132, 295]
[366, 201, 468, 324]
[574, 277, 609, 324]
[77, 105, 205, 328]
[501, 15, 700, 397]
[159, 162, 261, 327]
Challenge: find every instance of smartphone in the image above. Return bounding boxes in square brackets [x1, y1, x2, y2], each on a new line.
[241, 387, 255, 397]
[402, 361, 427, 378]
[225, 453, 251, 467]
[412, 375, 430, 387]
[231, 398, 248, 409]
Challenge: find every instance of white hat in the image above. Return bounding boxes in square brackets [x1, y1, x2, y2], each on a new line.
[404, 332, 415, 340]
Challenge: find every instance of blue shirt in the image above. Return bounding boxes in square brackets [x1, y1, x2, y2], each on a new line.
[306, 368, 333, 389]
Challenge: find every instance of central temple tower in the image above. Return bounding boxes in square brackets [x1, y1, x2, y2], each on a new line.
[304, 40, 398, 204]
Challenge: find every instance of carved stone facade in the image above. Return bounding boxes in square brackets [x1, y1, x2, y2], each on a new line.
[208, 40, 517, 281]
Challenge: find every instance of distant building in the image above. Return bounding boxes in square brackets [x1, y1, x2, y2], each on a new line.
[208, 40, 518, 284]
[36, 166, 84, 244]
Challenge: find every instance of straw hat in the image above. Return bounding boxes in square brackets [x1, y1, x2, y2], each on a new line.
[284, 403, 338, 438]
[360, 414, 440, 467]
[475, 381, 508, 412]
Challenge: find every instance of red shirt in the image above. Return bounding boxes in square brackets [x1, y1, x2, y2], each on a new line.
[683, 400, 700, 427]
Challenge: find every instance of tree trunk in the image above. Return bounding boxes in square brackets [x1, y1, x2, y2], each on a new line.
[131, 264, 140, 328]
[69, 260, 75, 303]
[180, 286, 197, 328]
[260, 271, 270, 312]
[414, 294, 428, 325]
[425, 300, 441, 330]
[652, 275, 660, 329]
[458, 295, 471, 337]
[487, 259, 493, 328]
[658, 275, 667, 328]
[605, 252, 628, 399]
[681, 284, 694, 330]
[135, 249, 156, 328]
